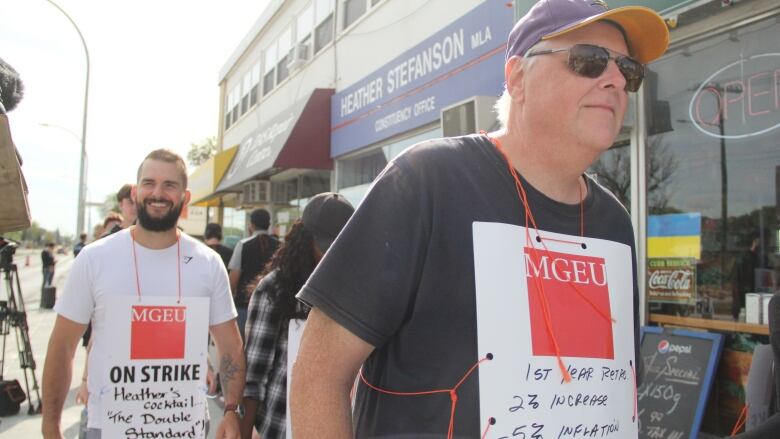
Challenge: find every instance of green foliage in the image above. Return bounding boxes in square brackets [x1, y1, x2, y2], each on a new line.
[187, 136, 218, 167]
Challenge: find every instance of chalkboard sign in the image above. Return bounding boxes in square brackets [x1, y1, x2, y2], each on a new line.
[638, 326, 723, 439]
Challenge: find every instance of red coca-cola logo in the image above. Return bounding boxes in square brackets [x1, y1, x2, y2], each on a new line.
[130, 305, 186, 360]
[648, 269, 692, 291]
[688, 54, 780, 139]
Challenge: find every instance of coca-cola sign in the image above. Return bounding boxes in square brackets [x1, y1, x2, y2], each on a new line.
[647, 258, 697, 303]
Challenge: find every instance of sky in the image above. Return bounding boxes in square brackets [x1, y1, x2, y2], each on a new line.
[0, 0, 269, 237]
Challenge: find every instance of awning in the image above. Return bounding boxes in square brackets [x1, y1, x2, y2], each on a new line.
[216, 88, 334, 192]
[189, 146, 238, 206]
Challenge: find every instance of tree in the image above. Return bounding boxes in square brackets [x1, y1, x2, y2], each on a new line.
[98, 193, 119, 219]
[187, 136, 218, 167]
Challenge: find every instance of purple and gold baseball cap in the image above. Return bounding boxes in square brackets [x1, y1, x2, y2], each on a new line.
[506, 0, 669, 64]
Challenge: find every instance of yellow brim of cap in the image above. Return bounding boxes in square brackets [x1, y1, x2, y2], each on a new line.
[542, 6, 669, 64]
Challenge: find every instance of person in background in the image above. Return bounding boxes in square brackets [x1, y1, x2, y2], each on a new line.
[98, 212, 123, 238]
[205, 222, 233, 269]
[41, 242, 56, 288]
[113, 183, 137, 232]
[240, 193, 354, 439]
[73, 233, 87, 257]
[228, 209, 279, 340]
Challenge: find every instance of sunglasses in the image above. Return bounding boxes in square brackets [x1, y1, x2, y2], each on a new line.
[525, 44, 644, 92]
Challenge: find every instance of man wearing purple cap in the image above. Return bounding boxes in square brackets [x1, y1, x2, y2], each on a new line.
[292, 1, 669, 437]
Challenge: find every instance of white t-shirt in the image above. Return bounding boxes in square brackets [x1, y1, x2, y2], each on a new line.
[54, 228, 237, 429]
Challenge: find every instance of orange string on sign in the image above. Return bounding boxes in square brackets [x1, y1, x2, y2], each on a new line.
[130, 226, 182, 303]
[483, 132, 617, 383]
[359, 355, 493, 439]
[731, 404, 748, 436]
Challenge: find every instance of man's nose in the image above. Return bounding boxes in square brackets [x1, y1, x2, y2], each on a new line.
[599, 59, 627, 91]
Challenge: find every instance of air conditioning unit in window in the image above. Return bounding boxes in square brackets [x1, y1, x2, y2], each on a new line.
[440, 96, 498, 137]
[287, 43, 311, 70]
[241, 180, 272, 204]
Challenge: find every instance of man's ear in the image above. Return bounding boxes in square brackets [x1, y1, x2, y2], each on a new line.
[130, 185, 138, 202]
[183, 189, 191, 206]
[505, 56, 526, 104]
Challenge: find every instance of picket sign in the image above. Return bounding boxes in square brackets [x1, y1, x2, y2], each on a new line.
[474, 222, 637, 439]
[102, 295, 210, 438]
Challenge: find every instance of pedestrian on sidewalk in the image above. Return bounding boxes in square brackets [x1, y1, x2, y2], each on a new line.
[40, 242, 55, 288]
[41, 149, 245, 439]
[240, 193, 354, 439]
[73, 233, 87, 257]
[290, 1, 669, 437]
[228, 208, 278, 341]
[205, 222, 233, 269]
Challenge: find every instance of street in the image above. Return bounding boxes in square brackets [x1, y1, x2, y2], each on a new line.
[0, 248, 223, 438]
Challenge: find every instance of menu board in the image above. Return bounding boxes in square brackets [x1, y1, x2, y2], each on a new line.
[638, 327, 723, 439]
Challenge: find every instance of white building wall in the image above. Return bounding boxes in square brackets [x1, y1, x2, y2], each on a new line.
[219, 0, 492, 151]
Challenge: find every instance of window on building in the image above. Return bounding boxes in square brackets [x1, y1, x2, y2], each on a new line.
[336, 127, 440, 205]
[644, 16, 780, 322]
[263, 44, 277, 95]
[314, 0, 334, 53]
[241, 71, 251, 115]
[231, 86, 240, 125]
[277, 27, 292, 83]
[250, 62, 260, 107]
[343, 0, 367, 29]
[224, 91, 233, 130]
[297, 5, 314, 43]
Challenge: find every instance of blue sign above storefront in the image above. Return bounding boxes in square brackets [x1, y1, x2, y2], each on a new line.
[331, 0, 514, 157]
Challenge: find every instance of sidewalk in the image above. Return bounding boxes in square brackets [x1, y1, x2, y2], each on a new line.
[0, 252, 84, 437]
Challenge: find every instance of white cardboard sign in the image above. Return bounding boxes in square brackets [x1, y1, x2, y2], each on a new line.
[101, 295, 210, 438]
[286, 319, 307, 439]
[474, 222, 638, 438]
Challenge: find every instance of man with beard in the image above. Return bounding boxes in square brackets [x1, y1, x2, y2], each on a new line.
[42, 149, 245, 439]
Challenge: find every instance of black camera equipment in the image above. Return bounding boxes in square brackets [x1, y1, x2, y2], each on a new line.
[0, 242, 42, 414]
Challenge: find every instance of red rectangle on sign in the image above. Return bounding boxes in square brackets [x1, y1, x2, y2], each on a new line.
[525, 248, 614, 359]
[130, 305, 186, 360]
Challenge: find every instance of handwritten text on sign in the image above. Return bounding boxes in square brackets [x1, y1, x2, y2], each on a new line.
[103, 296, 210, 439]
[474, 223, 637, 438]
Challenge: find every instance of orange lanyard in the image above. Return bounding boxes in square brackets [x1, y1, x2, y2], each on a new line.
[130, 226, 182, 303]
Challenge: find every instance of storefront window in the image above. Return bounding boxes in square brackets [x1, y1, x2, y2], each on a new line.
[222, 207, 247, 249]
[645, 15, 780, 321]
[336, 127, 441, 205]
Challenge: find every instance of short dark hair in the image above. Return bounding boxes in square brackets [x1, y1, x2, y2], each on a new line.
[46, 242, 55, 248]
[80, 233, 87, 240]
[250, 209, 271, 230]
[116, 184, 133, 203]
[204, 223, 223, 240]
[137, 149, 188, 188]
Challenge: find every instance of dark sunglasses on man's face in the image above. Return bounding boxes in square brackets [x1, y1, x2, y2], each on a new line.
[525, 44, 645, 92]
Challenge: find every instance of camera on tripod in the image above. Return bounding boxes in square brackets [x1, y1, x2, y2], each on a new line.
[0, 239, 17, 271]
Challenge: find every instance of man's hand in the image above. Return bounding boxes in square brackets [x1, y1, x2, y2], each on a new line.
[75, 380, 88, 405]
[216, 412, 241, 439]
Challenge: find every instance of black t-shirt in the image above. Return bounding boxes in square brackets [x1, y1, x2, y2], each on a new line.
[298, 134, 640, 438]
[207, 243, 233, 270]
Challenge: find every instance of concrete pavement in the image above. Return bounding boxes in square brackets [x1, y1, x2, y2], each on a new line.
[0, 248, 224, 438]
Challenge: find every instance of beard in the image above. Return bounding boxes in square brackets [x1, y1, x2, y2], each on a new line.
[136, 197, 183, 232]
